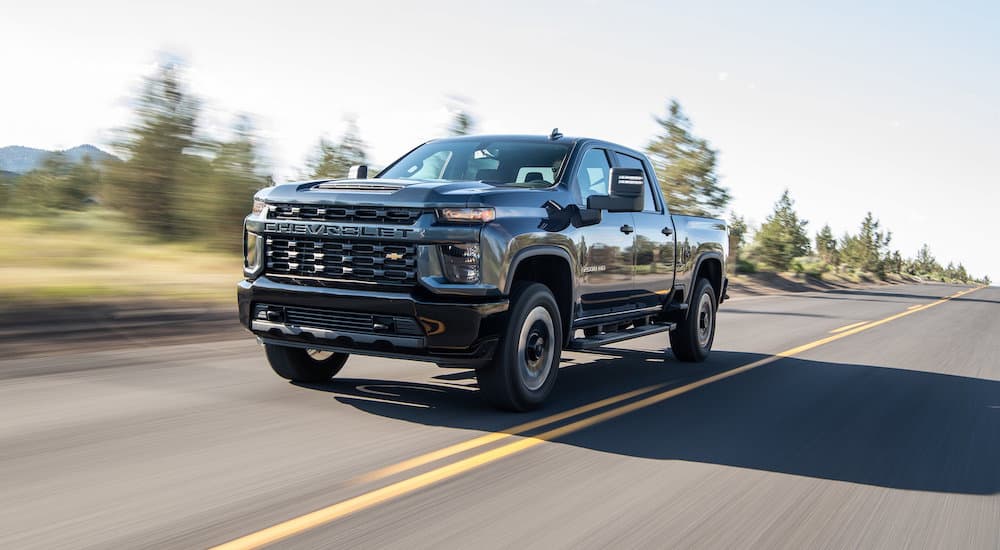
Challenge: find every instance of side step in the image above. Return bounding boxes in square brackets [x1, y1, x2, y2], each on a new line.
[665, 302, 688, 313]
[568, 322, 677, 350]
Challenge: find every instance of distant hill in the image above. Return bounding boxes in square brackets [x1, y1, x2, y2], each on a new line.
[0, 144, 119, 174]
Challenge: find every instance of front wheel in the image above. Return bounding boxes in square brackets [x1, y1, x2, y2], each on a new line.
[265, 344, 348, 382]
[669, 278, 717, 362]
[476, 282, 562, 411]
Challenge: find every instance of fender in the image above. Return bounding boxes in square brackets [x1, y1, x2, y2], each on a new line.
[685, 251, 726, 316]
[502, 245, 575, 297]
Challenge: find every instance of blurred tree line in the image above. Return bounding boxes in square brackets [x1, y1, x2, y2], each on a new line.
[0, 62, 988, 283]
[727, 189, 987, 285]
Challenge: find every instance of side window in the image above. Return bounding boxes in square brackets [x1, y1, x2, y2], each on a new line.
[615, 152, 659, 213]
[574, 148, 611, 204]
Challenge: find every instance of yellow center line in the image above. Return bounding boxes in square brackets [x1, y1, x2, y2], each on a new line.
[212, 286, 983, 550]
[907, 304, 923, 310]
[829, 321, 869, 334]
[352, 382, 667, 484]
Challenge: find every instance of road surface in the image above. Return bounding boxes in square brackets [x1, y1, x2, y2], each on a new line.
[1, 283, 997, 549]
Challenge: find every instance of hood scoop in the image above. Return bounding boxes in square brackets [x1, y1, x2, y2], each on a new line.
[312, 180, 405, 193]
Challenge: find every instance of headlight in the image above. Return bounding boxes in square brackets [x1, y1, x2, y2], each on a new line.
[436, 207, 495, 223]
[252, 199, 267, 215]
[440, 243, 480, 283]
[244, 230, 263, 277]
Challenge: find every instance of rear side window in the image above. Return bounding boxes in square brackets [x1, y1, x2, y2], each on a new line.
[574, 148, 611, 204]
[615, 152, 659, 212]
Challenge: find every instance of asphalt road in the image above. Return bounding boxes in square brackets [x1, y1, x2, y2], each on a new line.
[1, 283, 997, 549]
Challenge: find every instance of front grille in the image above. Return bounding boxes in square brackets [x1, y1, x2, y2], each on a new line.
[269, 203, 422, 225]
[265, 236, 417, 287]
[255, 304, 423, 336]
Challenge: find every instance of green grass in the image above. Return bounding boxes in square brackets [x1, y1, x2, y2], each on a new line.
[0, 209, 242, 306]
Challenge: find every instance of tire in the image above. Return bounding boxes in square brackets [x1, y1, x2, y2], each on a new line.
[264, 344, 349, 383]
[476, 282, 562, 411]
[669, 278, 717, 362]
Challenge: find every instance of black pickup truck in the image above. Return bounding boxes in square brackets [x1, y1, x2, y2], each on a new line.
[238, 132, 728, 410]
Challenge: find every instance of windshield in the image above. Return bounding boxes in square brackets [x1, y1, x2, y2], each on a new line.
[378, 139, 572, 188]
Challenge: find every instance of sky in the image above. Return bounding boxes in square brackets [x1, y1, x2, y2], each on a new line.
[2, 0, 998, 281]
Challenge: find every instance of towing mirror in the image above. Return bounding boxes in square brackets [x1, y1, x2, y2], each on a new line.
[586, 168, 644, 212]
[348, 165, 369, 179]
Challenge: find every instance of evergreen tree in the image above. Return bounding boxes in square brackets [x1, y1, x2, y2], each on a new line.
[839, 212, 892, 275]
[60, 155, 101, 209]
[0, 173, 10, 209]
[728, 212, 748, 250]
[914, 243, 938, 275]
[727, 212, 748, 273]
[8, 152, 100, 211]
[753, 190, 810, 270]
[890, 250, 903, 274]
[104, 61, 202, 238]
[448, 110, 476, 136]
[956, 263, 969, 282]
[815, 224, 839, 265]
[945, 262, 957, 281]
[645, 100, 730, 217]
[202, 115, 271, 249]
[309, 117, 369, 179]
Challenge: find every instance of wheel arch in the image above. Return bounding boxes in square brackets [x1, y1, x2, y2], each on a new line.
[505, 246, 575, 342]
[687, 253, 724, 314]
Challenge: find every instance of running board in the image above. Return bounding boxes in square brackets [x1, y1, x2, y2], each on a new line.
[568, 322, 677, 350]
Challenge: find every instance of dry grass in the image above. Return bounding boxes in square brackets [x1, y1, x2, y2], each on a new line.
[0, 210, 241, 305]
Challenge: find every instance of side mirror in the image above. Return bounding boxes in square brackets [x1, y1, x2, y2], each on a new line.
[586, 168, 644, 212]
[348, 165, 369, 179]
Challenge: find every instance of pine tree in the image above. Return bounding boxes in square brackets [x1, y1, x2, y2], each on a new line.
[104, 61, 202, 238]
[890, 250, 903, 274]
[753, 190, 810, 270]
[727, 212, 748, 272]
[839, 213, 892, 275]
[815, 224, 839, 265]
[645, 100, 730, 217]
[202, 115, 271, 249]
[309, 117, 369, 179]
[448, 110, 476, 136]
[8, 152, 100, 211]
[728, 212, 748, 250]
[956, 263, 969, 282]
[914, 244, 938, 275]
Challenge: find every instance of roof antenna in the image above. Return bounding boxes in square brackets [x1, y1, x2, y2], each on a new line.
[549, 127, 563, 140]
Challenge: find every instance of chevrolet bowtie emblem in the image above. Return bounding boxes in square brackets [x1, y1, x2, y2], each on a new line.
[385, 252, 404, 261]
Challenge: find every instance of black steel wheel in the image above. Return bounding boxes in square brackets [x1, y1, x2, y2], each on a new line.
[264, 344, 349, 382]
[476, 282, 562, 411]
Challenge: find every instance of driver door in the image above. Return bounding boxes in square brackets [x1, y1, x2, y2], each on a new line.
[573, 147, 636, 319]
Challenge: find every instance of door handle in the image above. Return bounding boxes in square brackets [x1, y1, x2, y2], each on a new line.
[662, 226, 673, 237]
[620, 224, 634, 234]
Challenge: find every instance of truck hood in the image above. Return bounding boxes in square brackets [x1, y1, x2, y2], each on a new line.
[256, 178, 556, 208]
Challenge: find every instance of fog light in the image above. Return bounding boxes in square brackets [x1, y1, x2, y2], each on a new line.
[440, 243, 480, 283]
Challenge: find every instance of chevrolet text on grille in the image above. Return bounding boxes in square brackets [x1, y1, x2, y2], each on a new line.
[264, 222, 416, 238]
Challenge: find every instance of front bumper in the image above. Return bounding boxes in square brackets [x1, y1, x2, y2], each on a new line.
[237, 277, 508, 365]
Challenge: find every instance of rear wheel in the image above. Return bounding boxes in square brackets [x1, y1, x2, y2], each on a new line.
[264, 344, 349, 382]
[476, 282, 562, 411]
[669, 278, 717, 362]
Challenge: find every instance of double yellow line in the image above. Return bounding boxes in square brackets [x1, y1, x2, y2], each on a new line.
[213, 286, 982, 549]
